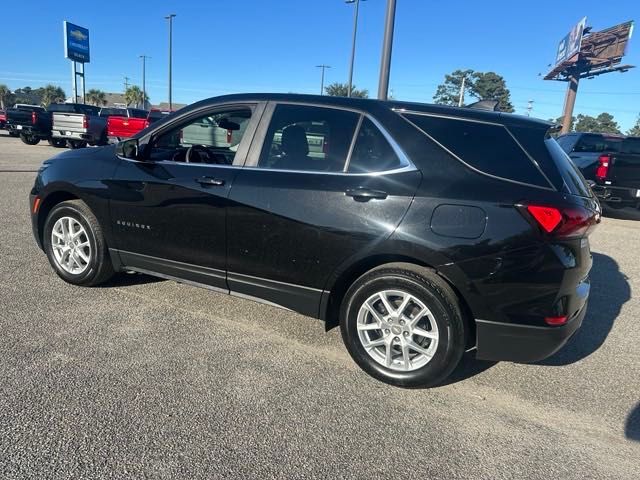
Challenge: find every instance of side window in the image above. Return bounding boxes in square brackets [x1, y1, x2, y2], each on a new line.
[148, 108, 253, 165]
[347, 118, 403, 173]
[556, 135, 576, 153]
[258, 104, 359, 172]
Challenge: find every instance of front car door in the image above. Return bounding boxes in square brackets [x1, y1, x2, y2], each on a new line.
[226, 102, 422, 316]
[109, 102, 265, 291]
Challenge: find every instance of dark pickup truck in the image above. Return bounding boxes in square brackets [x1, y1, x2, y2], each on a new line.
[5, 104, 68, 147]
[557, 132, 640, 213]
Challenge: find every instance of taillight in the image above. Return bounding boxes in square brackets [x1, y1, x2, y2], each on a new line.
[31, 111, 37, 125]
[545, 315, 568, 326]
[144, 120, 149, 129]
[595, 154, 610, 180]
[521, 203, 599, 238]
[83, 115, 89, 129]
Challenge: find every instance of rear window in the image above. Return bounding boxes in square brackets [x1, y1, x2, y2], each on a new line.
[574, 134, 623, 153]
[545, 138, 592, 197]
[130, 109, 148, 119]
[47, 104, 77, 113]
[100, 108, 127, 117]
[621, 138, 640, 155]
[404, 113, 549, 187]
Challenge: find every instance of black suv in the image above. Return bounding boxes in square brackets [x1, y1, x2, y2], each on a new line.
[30, 94, 600, 387]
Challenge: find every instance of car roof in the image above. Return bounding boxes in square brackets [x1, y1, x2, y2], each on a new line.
[180, 93, 553, 130]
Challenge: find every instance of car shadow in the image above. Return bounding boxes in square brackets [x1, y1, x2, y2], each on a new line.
[626, 402, 640, 441]
[100, 272, 165, 288]
[438, 351, 496, 387]
[537, 252, 630, 366]
[602, 206, 640, 221]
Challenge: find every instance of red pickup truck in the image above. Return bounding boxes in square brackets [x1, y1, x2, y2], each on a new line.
[107, 109, 169, 142]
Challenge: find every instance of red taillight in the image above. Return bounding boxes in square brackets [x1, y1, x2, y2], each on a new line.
[595, 154, 610, 180]
[523, 204, 599, 238]
[83, 115, 89, 129]
[545, 315, 568, 326]
[144, 120, 149, 129]
[31, 111, 37, 125]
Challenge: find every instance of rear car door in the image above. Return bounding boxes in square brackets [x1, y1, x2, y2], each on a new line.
[226, 102, 422, 316]
[109, 102, 264, 290]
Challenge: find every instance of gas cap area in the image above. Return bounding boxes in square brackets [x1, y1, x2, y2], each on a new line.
[430, 204, 487, 239]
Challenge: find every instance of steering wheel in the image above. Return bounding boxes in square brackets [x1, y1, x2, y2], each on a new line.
[185, 144, 210, 163]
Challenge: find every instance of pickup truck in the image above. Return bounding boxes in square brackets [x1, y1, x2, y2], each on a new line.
[4, 104, 65, 146]
[51, 103, 107, 148]
[107, 109, 168, 141]
[557, 132, 640, 214]
[0, 109, 6, 130]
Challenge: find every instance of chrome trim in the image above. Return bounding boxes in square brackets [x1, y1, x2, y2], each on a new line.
[229, 271, 323, 293]
[230, 291, 293, 311]
[239, 164, 417, 177]
[124, 266, 229, 295]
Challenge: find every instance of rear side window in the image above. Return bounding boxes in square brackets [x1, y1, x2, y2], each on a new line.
[621, 138, 640, 155]
[545, 139, 592, 197]
[404, 113, 549, 187]
[556, 135, 577, 153]
[574, 134, 622, 153]
[347, 118, 403, 173]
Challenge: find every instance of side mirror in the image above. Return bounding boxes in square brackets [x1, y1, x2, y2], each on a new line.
[116, 138, 139, 160]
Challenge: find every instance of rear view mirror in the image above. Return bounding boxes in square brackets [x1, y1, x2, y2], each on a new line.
[217, 118, 240, 131]
[116, 138, 139, 160]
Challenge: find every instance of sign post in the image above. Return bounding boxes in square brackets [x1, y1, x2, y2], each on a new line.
[63, 21, 90, 103]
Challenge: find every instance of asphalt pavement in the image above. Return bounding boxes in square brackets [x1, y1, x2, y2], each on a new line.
[0, 131, 638, 479]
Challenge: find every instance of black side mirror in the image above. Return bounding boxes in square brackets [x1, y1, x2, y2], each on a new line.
[116, 138, 140, 160]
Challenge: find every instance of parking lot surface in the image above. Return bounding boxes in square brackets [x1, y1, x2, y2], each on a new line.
[1, 131, 639, 479]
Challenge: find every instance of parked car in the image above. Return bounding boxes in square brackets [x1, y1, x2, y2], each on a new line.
[0, 109, 6, 129]
[4, 104, 65, 146]
[50, 103, 107, 148]
[29, 93, 600, 387]
[557, 132, 640, 214]
[107, 109, 169, 142]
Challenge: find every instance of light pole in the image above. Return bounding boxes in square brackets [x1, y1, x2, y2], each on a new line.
[165, 14, 176, 110]
[316, 65, 331, 95]
[140, 55, 150, 109]
[377, 0, 397, 100]
[346, 0, 365, 97]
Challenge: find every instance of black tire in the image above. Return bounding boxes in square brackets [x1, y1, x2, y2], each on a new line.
[20, 134, 40, 145]
[67, 140, 87, 149]
[43, 200, 115, 286]
[340, 263, 466, 388]
[48, 138, 66, 148]
[8, 131, 19, 137]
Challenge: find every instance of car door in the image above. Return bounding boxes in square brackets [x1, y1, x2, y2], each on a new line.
[226, 102, 422, 316]
[109, 102, 264, 291]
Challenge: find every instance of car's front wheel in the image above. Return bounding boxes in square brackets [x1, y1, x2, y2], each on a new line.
[20, 134, 40, 145]
[43, 200, 115, 286]
[340, 263, 466, 388]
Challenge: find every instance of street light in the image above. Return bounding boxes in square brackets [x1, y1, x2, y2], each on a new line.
[140, 55, 150, 109]
[377, 0, 396, 100]
[316, 65, 331, 95]
[165, 14, 176, 110]
[346, 0, 365, 97]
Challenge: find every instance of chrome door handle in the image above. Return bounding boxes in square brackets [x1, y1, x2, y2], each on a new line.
[196, 176, 225, 186]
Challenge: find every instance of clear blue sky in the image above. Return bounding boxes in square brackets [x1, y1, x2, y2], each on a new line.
[1, 0, 639, 130]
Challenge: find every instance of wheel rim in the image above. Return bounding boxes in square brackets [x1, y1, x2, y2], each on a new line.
[51, 216, 92, 275]
[356, 289, 439, 372]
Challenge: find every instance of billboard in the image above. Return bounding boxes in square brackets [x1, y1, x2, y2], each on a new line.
[555, 17, 587, 66]
[64, 21, 90, 63]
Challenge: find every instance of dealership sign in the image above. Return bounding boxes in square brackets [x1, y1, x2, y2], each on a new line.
[555, 17, 587, 66]
[64, 21, 90, 63]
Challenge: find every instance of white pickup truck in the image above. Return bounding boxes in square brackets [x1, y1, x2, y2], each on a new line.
[50, 103, 108, 148]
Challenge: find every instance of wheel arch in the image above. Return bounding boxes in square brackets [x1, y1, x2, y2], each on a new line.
[36, 190, 81, 247]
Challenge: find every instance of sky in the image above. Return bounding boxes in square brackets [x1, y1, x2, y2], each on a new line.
[1, 0, 639, 130]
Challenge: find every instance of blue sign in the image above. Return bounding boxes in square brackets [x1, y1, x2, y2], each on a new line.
[64, 21, 90, 63]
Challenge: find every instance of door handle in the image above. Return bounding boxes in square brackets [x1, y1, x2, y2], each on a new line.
[345, 188, 388, 200]
[196, 176, 225, 186]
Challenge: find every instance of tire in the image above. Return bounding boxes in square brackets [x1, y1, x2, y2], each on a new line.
[340, 263, 466, 388]
[43, 200, 115, 286]
[67, 140, 87, 149]
[8, 131, 19, 137]
[20, 134, 40, 145]
[48, 138, 66, 148]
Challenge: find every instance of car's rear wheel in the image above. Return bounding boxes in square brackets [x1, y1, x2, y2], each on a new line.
[48, 138, 66, 148]
[20, 134, 40, 145]
[43, 200, 115, 286]
[67, 140, 87, 149]
[340, 263, 465, 388]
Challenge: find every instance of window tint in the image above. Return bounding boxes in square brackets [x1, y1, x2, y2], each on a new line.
[148, 108, 252, 165]
[99, 108, 127, 117]
[404, 114, 549, 187]
[545, 138, 592, 198]
[621, 138, 640, 155]
[348, 118, 403, 173]
[556, 135, 577, 153]
[259, 104, 359, 172]
[573, 134, 622, 153]
[130, 109, 149, 119]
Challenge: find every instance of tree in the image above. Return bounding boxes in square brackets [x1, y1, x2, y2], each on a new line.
[40, 85, 66, 106]
[324, 82, 368, 98]
[124, 85, 148, 107]
[628, 115, 640, 136]
[86, 89, 107, 106]
[433, 69, 475, 106]
[0, 84, 11, 109]
[470, 72, 514, 113]
[574, 113, 621, 134]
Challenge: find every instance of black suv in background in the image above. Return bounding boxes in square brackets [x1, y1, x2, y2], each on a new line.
[29, 94, 600, 387]
[557, 132, 640, 214]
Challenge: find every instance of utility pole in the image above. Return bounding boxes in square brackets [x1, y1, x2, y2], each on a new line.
[377, 0, 397, 100]
[123, 76, 130, 91]
[316, 65, 331, 95]
[457, 75, 466, 107]
[346, 0, 365, 97]
[560, 70, 579, 134]
[165, 14, 176, 111]
[140, 55, 150, 109]
[526, 99, 534, 117]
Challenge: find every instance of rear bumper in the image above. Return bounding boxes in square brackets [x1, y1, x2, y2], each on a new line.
[52, 130, 92, 141]
[593, 185, 640, 210]
[475, 302, 586, 362]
